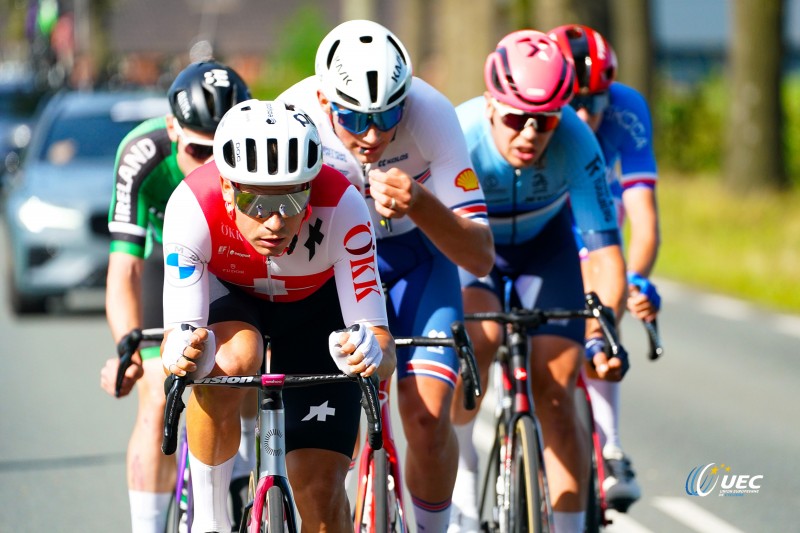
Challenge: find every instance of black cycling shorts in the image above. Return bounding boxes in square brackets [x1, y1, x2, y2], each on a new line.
[207, 276, 361, 458]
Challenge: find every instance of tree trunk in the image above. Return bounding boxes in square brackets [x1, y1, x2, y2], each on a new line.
[608, 0, 653, 103]
[725, 0, 786, 191]
[431, 0, 495, 105]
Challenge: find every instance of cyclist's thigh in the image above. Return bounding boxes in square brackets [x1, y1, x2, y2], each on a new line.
[384, 240, 461, 389]
[460, 280, 503, 368]
[262, 279, 361, 458]
[498, 207, 585, 343]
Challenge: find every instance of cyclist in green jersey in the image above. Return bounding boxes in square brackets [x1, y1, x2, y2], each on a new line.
[98, 60, 250, 533]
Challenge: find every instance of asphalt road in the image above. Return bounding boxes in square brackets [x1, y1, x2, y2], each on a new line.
[0, 221, 798, 531]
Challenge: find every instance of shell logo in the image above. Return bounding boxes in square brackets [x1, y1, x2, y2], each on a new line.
[455, 169, 480, 191]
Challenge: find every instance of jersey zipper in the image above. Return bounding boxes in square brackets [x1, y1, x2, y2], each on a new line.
[266, 257, 274, 302]
[512, 168, 521, 244]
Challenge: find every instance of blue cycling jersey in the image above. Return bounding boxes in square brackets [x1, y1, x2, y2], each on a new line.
[456, 98, 619, 251]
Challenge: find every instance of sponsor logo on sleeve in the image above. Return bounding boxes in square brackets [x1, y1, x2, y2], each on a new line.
[455, 168, 480, 192]
[164, 243, 204, 287]
[343, 222, 380, 302]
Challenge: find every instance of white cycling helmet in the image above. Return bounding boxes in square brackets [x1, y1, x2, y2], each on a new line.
[315, 19, 413, 113]
[213, 99, 323, 186]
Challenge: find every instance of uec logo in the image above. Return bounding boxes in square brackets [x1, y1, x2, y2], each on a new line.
[686, 463, 763, 496]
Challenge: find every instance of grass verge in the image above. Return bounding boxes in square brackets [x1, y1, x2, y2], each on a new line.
[652, 173, 800, 314]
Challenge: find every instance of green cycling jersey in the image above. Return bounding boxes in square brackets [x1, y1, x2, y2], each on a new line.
[107, 116, 183, 258]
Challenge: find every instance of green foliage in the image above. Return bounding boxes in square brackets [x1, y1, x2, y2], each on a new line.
[654, 72, 800, 187]
[249, 5, 329, 100]
[652, 73, 727, 173]
[655, 173, 800, 313]
[783, 74, 800, 184]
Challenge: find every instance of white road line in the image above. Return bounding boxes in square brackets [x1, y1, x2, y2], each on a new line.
[652, 497, 748, 533]
[604, 510, 657, 533]
[774, 314, 800, 338]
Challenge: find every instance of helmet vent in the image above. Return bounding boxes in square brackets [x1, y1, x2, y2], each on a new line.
[307, 140, 319, 169]
[387, 35, 407, 65]
[387, 87, 405, 106]
[326, 41, 340, 69]
[367, 71, 378, 103]
[335, 89, 360, 107]
[360, 36, 373, 43]
[267, 138, 278, 175]
[223, 141, 235, 167]
[288, 138, 298, 173]
[246, 139, 257, 172]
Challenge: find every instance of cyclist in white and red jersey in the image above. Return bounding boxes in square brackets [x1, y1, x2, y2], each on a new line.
[550, 24, 662, 512]
[98, 60, 252, 533]
[450, 31, 628, 533]
[161, 99, 396, 532]
[279, 20, 494, 532]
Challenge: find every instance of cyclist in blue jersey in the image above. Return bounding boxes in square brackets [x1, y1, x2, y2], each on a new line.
[449, 31, 628, 533]
[279, 20, 494, 532]
[98, 61, 251, 533]
[550, 24, 662, 512]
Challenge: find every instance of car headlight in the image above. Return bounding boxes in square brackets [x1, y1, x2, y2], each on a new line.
[17, 196, 84, 233]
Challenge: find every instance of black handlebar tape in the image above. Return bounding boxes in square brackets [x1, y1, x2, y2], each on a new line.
[357, 375, 383, 451]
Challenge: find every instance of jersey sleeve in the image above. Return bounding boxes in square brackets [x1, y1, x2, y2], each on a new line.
[612, 85, 658, 191]
[327, 186, 389, 328]
[407, 80, 488, 225]
[161, 182, 213, 329]
[559, 111, 621, 251]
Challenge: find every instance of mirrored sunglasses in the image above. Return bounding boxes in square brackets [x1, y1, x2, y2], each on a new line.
[174, 121, 214, 161]
[330, 102, 404, 135]
[570, 92, 610, 115]
[491, 99, 562, 133]
[232, 182, 311, 218]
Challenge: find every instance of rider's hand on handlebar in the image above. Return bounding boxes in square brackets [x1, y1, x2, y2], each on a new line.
[584, 336, 629, 382]
[100, 355, 143, 397]
[162, 326, 216, 378]
[627, 272, 661, 322]
[328, 324, 382, 377]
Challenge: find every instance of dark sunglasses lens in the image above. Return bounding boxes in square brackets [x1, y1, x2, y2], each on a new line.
[499, 113, 529, 131]
[372, 105, 404, 131]
[334, 106, 369, 134]
[185, 143, 214, 161]
[536, 114, 561, 132]
[234, 189, 310, 218]
[570, 92, 609, 114]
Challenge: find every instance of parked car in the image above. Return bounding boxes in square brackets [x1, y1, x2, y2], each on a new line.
[2, 89, 169, 314]
[0, 67, 46, 188]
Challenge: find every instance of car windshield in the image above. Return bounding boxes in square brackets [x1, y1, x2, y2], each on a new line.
[38, 114, 141, 165]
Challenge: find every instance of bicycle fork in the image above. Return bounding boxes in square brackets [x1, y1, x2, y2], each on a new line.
[245, 386, 298, 533]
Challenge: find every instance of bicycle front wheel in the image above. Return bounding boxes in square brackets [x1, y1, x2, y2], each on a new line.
[508, 416, 553, 533]
[263, 485, 287, 533]
[573, 386, 602, 533]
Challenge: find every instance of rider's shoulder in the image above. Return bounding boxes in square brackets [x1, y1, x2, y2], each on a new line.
[310, 165, 358, 208]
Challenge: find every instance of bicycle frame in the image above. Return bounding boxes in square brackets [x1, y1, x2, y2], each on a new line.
[352, 322, 481, 533]
[162, 371, 381, 533]
[353, 378, 407, 532]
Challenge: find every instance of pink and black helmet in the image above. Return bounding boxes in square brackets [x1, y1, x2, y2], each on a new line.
[484, 30, 576, 113]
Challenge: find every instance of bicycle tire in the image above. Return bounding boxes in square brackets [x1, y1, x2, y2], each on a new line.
[165, 432, 192, 533]
[373, 449, 390, 533]
[509, 416, 552, 533]
[479, 419, 505, 533]
[263, 485, 286, 533]
[574, 385, 602, 533]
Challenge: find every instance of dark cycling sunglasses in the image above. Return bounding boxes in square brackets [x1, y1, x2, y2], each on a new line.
[231, 182, 311, 219]
[174, 121, 215, 161]
[570, 92, 610, 115]
[330, 102, 405, 135]
[491, 99, 562, 133]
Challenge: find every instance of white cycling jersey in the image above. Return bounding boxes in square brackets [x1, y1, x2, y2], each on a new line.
[279, 76, 489, 239]
[161, 162, 388, 331]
